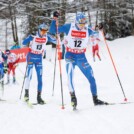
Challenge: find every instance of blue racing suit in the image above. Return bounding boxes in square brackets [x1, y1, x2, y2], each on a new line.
[0, 51, 8, 80]
[49, 20, 98, 96]
[22, 31, 56, 92]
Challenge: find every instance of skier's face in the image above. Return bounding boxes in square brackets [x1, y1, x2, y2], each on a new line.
[5, 50, 10, 55]
[77, 23, 86, 30]
[40, 29, 48, 36]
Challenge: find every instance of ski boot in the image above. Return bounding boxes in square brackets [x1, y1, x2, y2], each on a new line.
[93, 95, 108, 105]
[6, 79, 10, 84]
[37, 91, 45, 105]
[93, 57, 95, 62]
[6, 76, 10, 84]
[70, 92, 77, 110]
[1, 80, 4, 88]
[24, 89, 29, 102]
[13, 77, 16, 83]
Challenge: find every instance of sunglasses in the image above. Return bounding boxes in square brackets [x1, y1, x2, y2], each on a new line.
[6, 52, 10, 55]
[79, 18, 87, 24]
[41, 29, 48, 32]
[78, 23, 85, 26]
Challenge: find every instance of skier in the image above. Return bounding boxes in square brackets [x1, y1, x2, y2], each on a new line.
[49, 11, 107, 109]
[0, 50, 8, 95]
[90, 35, 101, 61]
[5, 49, 20, 84]
[22, 23, 56, 104]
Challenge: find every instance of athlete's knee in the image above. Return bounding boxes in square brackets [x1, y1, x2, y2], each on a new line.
[87, 69, 95, 81]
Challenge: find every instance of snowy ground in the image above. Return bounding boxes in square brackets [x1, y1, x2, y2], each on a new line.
[0, 36, 134, 134]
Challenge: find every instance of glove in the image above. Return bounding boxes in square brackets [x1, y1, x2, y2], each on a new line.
[98, 23, 103, 30]
[53, 11, 59, 18]
[4, 68, 8, 74]
[3, 66, 8, 73]
[95, 25, 98, 30]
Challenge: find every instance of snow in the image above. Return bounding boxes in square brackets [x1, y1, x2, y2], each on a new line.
[0, 36, 134, 134]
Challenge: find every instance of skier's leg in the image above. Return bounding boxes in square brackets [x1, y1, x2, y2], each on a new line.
[35, 62, 45, 104]
[77, 55, 106, 105]
[77, 58, 97, 96]
[65, 56, 77, 108]
[12, 66, 16, 83]
[96, 51, 101, 61]
[92, 46, 95, 61]
[96, 44, 101, 60]
[24, 62, 33, 101]
[7, 66, 11, 83]
[66, 62, 75, 93]
[0, 67, 4, 98]
[35, 62, 43, 92]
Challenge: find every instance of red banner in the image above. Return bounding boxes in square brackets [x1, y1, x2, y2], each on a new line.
[10, 47, 29, 63]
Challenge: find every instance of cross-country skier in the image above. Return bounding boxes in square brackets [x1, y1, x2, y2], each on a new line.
[0, 49, 8, 94]
[22, 23, 56, 104]
[5, 49, 20, 84]
[90, 35, 101, 61]
[49, 11, 107, 109]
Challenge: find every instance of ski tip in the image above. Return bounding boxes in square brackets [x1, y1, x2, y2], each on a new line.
[124, 98, 128, 102]
[61, 106, 65, 109]
[32, 103, 38, 105]
[104, 102, 109, 105]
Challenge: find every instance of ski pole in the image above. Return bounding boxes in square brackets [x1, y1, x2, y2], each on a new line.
[19, 44, 30, 100]
[52, 46, 57, 96]
[101, 30, 127, 101]
[19, 63, 28, 99]
[56, 20, 65, 109]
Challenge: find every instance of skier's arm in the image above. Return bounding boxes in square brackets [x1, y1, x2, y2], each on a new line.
[49, 11, 71, 35]
[2, 52, 8, 61]
[47, 33, 57, 44]
[88, 28, 98, 37]
[2, 52, 8, 73]
[22, 35, 34, 46]
[49, 20, 71, 35]
[88, 28, 104, 42]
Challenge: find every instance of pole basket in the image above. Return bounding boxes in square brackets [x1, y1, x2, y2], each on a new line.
[61, 105, 65, 109]
[124, 98, 127, 102]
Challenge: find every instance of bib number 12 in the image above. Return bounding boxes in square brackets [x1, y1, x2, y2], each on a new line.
[74, 40, 82, 47]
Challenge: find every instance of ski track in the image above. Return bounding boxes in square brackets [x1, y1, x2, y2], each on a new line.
[0, 36, 134, 134]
